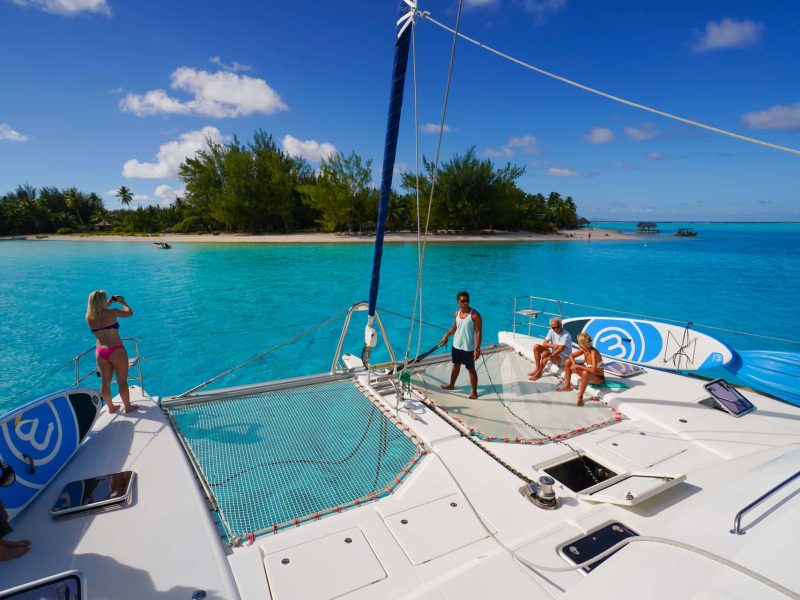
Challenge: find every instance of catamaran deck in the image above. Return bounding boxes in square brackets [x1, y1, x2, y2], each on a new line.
[2, 333, 799, 599]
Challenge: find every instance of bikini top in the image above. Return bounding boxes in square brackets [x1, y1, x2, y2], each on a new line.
[91, 322, 119, 333]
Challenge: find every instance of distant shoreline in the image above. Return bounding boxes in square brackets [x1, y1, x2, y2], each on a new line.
[3, 228, 631, 244]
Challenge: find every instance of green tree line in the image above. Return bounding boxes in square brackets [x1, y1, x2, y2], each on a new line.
[1, 131, 580, 236]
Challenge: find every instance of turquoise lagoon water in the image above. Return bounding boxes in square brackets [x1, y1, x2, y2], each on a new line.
[1, 223, 799, 411]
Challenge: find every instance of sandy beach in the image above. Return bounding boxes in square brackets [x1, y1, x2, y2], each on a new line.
[8, 228, 631, 244]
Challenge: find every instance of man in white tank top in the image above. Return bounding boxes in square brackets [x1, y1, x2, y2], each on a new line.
[439, 291, 483, 399]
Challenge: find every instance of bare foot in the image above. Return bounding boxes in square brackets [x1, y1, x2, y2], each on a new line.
[123, 404, 140, 413]
[556, 385, 572, 392]
[0, 545, 30, 561]
[106, 404, 119, 413]
[440, 384, 455, 390]
[0, 539, 31, 548]
[577, 396, 584, 407]
[468, 393, 478, 399]
[529, 373, 542, 381]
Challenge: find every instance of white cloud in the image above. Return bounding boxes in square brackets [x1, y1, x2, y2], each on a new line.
[122, 126, 228, 179]
[281, 135, 337, 163]
[464, 0, 498, 7]
[624, 123, 660, 141]
[0, 123, 28, 142]
[742, 102, 800, 130]
[583, 127, 615, 144]
[120, 67, 288, 118]
[419, 123, 453, 134]
[107, 87, 123, 94]
[645, 151, 668, 160]
[11, 0, 110, 15]
[132, 194, 151, 202]
[154, 184, 184, 204]
[690, 18, 763, 53]
[209, 56, 252, 73]
[483, 134, 538, 157]
[546, 167, 584, 177]
[522, 0, 567, 23]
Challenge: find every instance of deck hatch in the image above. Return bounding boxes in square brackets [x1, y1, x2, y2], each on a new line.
[558, 521, 638, 574]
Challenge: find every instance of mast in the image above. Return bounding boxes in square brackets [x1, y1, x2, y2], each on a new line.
[362, 0, 415, 365]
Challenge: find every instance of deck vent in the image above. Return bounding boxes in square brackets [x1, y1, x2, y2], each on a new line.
[558, 522, 638, 574]
[543, 456, 617, 493]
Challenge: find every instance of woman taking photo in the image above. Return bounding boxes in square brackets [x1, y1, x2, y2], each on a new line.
[86, 290, 138, 413]
[557, 332, 605, 406]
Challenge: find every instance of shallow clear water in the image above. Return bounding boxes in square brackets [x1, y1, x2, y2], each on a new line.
[1, 223, 799, 411]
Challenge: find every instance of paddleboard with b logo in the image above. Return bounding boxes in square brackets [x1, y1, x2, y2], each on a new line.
[0, 388, 102, 521]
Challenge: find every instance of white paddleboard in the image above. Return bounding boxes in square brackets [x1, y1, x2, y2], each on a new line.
[562, 317, 734, 371]
[0, 388, 102, 521]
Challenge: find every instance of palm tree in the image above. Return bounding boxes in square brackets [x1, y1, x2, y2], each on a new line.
[64, 188, 84, 226]
[116, 186, 134, 209]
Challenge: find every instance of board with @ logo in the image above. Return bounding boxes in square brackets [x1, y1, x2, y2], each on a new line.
[0, 388, 102, 521]
[562, 317, 735, 371]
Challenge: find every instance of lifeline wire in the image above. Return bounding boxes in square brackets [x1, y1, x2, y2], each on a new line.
[419, 12, 800, 156]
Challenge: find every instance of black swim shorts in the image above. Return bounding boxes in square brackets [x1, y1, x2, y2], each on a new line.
[452, 347, 475, 370]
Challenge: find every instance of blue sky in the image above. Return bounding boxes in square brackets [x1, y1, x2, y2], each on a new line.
[1, 0, 798, 221]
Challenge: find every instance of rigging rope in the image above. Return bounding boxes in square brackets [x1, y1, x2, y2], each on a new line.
[174, 310, 346, 398]
[418, 13, 800, 156]
[400, 0, 465, 375]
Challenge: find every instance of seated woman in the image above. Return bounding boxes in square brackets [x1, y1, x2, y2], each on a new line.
[556, 332, 605, 406]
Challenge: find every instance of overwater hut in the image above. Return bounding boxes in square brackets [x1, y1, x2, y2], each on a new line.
[636, 221, 659, 233]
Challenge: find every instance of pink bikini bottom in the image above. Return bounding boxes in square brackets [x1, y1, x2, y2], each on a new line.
[96, 345, 123, 362]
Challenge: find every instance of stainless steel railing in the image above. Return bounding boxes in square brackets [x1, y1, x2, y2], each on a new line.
[731, 470, 800, 535]
[71, 337, 144, 390]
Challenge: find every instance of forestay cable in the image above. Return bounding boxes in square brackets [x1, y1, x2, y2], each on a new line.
[419, 12, 800, 156]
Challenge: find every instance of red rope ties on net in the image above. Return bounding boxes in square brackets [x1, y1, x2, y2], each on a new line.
[293, 518, 300, 527]
[273, 524, 279, 533]
[354, 498, 361, 506]
[247, 533, 255, 546]
[314, 512, 321, 520]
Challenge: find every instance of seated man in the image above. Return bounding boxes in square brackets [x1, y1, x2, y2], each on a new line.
[529, 318, 572, 380]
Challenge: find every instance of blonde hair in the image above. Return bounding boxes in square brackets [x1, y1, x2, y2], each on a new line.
[577, 332, 593, 348]
[86, 290, 107, 321]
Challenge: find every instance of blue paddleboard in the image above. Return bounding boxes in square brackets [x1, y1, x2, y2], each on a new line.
[0, 388, 102, 521]
[562, 317, 735, 371]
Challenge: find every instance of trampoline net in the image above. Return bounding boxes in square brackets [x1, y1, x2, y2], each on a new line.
[165, 378, 425, 545]
[412, 349, 625, 443]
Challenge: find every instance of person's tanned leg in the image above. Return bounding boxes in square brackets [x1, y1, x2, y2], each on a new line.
[442, 364, 461, 390]
[467, 367, 478, 399]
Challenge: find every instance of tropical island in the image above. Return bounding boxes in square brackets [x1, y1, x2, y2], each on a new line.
[1, 131, 587, 238]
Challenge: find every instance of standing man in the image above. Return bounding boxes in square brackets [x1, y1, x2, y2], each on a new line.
[529, 318, 572, 380]
[440, 291, 483, 399]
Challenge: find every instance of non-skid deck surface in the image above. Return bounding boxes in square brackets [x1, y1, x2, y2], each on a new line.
[166, 379, 423, 544]
[413, 350, 624, 443]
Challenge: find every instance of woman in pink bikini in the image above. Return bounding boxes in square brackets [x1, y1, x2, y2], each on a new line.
[86, 290, 138, 413]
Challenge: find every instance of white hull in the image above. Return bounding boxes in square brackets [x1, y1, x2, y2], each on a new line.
[1, 335, 798, 599]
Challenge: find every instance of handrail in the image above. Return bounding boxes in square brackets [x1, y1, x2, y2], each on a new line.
[512, 295, 563, 337]
[72, 337, 143, 390]
[330, 302, 396, 373]
[731, 470, 800, 535]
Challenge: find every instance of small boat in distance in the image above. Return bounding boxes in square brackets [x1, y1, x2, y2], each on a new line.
[635, 221, 660, 233]
[675, 227, 698, 237]
[153, 241, 171, 249]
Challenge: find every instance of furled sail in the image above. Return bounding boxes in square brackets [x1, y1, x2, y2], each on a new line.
[362, 0, 415, 365]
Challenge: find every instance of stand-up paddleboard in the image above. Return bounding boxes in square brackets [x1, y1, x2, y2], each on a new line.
[0, 388, 102, 521]
[727, 350, 800, 406]
[563, 317, 734, 371]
